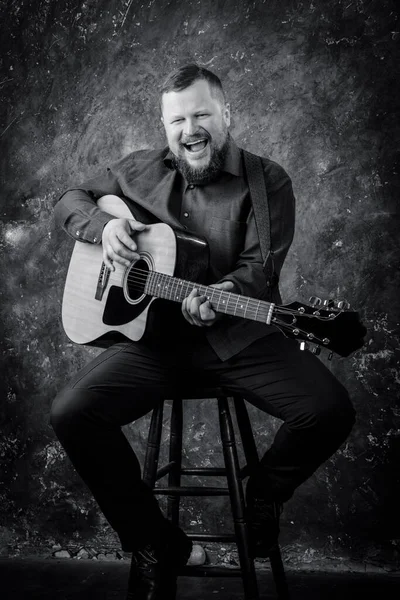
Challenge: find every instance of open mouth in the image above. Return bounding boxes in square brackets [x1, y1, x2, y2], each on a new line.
[183, 139, 208, 153]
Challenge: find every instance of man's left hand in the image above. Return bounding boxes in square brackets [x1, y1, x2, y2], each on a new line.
[181, 281, 236, 327]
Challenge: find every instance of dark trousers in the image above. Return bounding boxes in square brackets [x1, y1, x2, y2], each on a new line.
[50, 332, 355, 551]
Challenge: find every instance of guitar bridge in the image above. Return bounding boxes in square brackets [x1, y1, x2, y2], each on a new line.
[95, 263, 110, 301]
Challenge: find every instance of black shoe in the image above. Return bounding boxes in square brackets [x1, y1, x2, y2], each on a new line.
[245, 478, 283, 558]
[127, 545, 160, 600]
[126, 524, 192, 600]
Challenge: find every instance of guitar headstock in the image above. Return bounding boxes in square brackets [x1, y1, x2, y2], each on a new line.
[272, 297, 367, 358]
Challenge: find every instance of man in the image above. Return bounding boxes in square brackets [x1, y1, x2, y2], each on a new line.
[51, 64, 355, 599]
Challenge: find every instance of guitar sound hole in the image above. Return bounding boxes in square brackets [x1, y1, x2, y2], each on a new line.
[126, 259, 149, 300]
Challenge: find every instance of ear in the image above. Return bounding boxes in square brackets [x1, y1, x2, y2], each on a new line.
[223, 103, 231, 127]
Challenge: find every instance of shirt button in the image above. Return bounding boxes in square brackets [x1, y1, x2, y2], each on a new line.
[187, 184, 195, 190]
[76, 231, 80, 236]
[93, 237, 98, 242]
[183, 212, 189, 218]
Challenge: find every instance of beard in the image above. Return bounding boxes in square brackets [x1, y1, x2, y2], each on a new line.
[171, 133, 230, 185]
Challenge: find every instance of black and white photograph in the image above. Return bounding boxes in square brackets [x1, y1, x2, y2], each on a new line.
[0, 1, 399, 598]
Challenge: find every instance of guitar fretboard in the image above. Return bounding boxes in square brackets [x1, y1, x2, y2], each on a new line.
[144, 270, 275, 324]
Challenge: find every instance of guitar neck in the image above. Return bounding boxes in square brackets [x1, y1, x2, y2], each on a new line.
[145, 271, 275, 324]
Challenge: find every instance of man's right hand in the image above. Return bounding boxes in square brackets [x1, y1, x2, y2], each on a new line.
[101, 218, 147, 271]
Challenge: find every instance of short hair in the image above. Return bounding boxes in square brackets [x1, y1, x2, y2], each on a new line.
[160, 64, 225, 104]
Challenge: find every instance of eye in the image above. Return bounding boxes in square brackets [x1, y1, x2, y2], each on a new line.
[172, 118, 183, 124]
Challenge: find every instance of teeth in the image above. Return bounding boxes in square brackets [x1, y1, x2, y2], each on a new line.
[184, 140, 208, 154]
[185, 139, 207, 146]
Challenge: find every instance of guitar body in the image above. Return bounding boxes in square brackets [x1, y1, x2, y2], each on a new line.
[62, 195, 209, 346]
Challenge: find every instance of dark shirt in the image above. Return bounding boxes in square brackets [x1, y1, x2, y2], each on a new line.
[54, 137, 295, 360]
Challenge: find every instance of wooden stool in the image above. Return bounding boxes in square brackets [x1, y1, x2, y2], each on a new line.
[143, 389, 290, 600]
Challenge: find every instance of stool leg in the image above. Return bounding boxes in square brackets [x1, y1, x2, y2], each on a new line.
[167, 398, 183, 525]
[269, 546, 291, 599]
[234, 398, 291, 599]
[218, 396, 259, 600]
[233, 396, 259, 474]
[143, 401, 164, 488]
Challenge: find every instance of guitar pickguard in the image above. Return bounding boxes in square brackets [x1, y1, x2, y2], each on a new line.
[103, 286, 152, 326]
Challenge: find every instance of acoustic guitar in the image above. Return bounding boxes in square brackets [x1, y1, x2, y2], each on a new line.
[62, 195, 366, 357]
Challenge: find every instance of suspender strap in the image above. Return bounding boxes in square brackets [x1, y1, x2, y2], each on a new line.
[242, 149, 278, 289]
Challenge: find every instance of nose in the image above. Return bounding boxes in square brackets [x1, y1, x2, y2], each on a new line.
[182, 117, 197, 137]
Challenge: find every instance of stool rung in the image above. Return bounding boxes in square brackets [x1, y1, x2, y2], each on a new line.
[181, 468, 226, 476]
[156, 466, 228, 479]
[187, 533, 236, 543]
[153, 486, 230, 496]
[155, 462, 175, 480]
[179, 565, 242, 577]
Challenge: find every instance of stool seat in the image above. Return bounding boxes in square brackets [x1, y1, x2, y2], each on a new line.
[143, 389, 290, 600]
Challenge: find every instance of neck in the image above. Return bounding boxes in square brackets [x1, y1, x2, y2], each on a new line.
[144, 270, 274, 324]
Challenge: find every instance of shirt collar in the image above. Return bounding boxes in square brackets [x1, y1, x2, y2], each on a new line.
[163, 135, 243, 177]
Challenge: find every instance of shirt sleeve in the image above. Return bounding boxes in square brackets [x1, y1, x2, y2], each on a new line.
[53, 168, 123, 244]
[218, 176, 295, 299]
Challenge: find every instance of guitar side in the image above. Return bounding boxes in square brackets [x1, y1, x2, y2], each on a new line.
[61, 195, 177, 345]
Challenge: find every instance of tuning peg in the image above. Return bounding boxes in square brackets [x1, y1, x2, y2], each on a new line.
[309, 296, 322, 306]
[299, 341, 308, 351]
[337, 300, 350, 310]
[328, 352, 333, 361]
[312, 346, 321, 355]
[323, 299, 335, 308]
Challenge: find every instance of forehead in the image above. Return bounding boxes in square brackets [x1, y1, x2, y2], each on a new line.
[161, 79, 221, 116]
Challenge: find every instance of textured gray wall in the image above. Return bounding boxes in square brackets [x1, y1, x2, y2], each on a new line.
[0, 0, 399, 570]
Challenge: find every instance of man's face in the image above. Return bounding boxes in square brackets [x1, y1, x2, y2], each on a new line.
[161, 79, 231, 183]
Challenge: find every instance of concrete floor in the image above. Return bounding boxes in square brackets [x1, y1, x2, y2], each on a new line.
[1, 558, 399, 599]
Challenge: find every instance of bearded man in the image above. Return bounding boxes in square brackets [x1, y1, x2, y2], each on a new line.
[51, 64, 355, 599]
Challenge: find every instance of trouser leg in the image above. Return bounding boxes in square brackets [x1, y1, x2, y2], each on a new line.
[197, 333, 356, 502]
[50, 341, 180, 551]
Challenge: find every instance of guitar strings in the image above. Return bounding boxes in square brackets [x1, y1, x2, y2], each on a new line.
[120, 270, 330, 346]
[121, 267, 271, 319]
[120, 266, 334, 321]
[125, 268, 260, 304]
